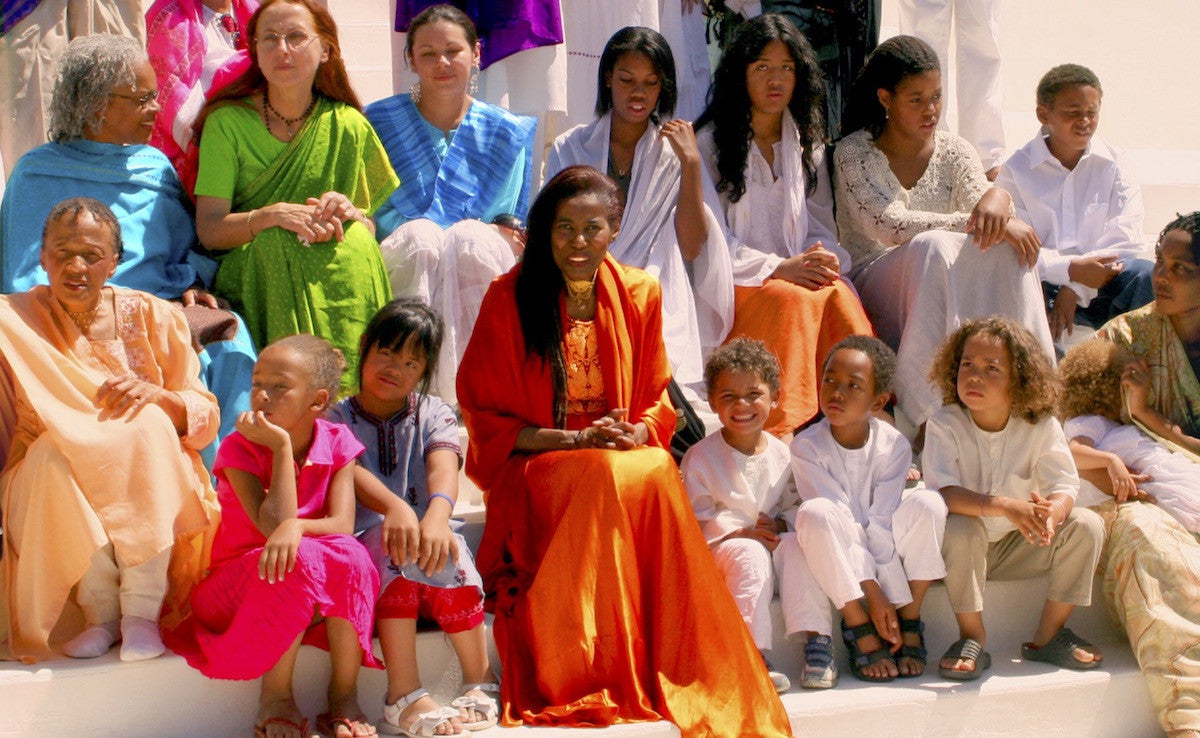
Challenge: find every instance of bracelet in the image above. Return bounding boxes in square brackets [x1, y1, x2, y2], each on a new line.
[245, 209, 256, 239]
[428, 492, 455, 510]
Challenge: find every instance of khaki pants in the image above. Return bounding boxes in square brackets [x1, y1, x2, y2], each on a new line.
[75, 543, 170, 625]
[942, 508, 1105, 613]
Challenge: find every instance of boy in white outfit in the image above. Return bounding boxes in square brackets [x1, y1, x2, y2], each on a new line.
[995, 64, 1153, 344]
[784, 336, 947, 686]
[681, 338, 800, 694]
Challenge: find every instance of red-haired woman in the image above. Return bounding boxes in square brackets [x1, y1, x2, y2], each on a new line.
[191, 0, 399, 392]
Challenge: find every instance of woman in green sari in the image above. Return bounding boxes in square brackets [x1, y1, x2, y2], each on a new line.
[193, 0, 398, 393]
[1090, 212, 1200, 737]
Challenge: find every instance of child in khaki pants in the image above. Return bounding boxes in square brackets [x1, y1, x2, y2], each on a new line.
[923, 318, 1105, 681]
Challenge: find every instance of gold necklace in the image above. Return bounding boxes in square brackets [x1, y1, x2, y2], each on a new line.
[564, 277, 596, 312]
[61, 301, 101, 333]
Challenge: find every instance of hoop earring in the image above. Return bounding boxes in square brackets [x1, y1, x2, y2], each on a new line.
[410, 80, 421, 104]
[467, 67, 479, 97]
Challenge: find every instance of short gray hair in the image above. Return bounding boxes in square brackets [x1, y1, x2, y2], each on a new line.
[48, 34, 145, 142]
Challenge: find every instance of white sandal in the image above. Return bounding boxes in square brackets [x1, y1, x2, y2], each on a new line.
[450, 682, 500, 731]
[379, 688, 465, 737]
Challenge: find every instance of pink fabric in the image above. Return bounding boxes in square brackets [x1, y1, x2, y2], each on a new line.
[145, 0, 256, 184]
[163, 418, 383, 679]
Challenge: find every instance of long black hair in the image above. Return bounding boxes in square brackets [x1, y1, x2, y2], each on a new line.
[695, 13, 827, 202]
[515, 165, 624, 428]
[595, 26, 677, 123]
[840, 34, 939, 139]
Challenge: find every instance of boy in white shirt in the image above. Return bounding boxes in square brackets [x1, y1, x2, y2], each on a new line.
[784, 336, 947, 686]
[681, 338, 801, 694]
[996, 64, 1153, 344]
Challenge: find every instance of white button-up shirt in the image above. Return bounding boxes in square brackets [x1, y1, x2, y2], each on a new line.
[996, 130, 1148, 307]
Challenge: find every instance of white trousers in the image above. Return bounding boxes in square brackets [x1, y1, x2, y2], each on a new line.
[852, 230, 1054, 427]
[711, 537, 775, 650]
[378, 218, 517, 406]
[75, 543, 171, 625]
[778, 488, 948, 637]
[897, 0, 1005, 168]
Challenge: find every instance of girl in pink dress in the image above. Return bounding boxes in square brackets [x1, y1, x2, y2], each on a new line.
[164, 334, 381, 738]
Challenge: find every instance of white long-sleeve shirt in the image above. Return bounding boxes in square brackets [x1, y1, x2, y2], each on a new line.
[681, 431, 800, 545]
[995, 131, 1147, 307]
[923, 404, 1079, 542]
[789, 417, 913, 596]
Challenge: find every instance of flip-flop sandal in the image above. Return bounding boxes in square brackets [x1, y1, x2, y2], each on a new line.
[254, 716, 310, 738]
[450, 681, 500, 731]
[842, 620, 896, 683]
[316, 712, 377, 737]
[895, 617, 927, 678]
[938, 637, 991, 681]
[1021, 627, 1102, 670]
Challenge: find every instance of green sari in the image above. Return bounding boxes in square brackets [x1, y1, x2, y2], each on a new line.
[1096, 305, 1200, 734]
[201, 97, 399, 392]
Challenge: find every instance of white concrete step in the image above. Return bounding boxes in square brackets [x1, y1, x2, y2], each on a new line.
[0, 552, 1159, 737]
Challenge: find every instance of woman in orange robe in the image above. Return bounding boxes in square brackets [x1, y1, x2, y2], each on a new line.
[457, 165, 791, 737]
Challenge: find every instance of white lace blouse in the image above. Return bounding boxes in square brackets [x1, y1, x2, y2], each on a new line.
[834, 129, 991, 268]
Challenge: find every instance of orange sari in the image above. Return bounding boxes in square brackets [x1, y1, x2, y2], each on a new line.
[458, 256, 791, 737]
[729, 279, 874, 436]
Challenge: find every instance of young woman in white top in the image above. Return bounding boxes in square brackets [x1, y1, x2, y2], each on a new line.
[833, 35, 1052, 431]
[695, 14, 873, 438]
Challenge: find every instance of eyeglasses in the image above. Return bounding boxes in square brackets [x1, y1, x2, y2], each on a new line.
[109, 89, 160, 107]
[256, 31, 317, 51]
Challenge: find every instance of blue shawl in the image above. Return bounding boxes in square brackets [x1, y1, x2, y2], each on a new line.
[365, 94, 536, 238]
[0, 139, 213, 297]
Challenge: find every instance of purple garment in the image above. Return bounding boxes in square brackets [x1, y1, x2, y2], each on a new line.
[395, 0, 562, 69]
[2, 0, 41, 33]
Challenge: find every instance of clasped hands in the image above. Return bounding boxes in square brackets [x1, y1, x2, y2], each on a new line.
[275, 190, 365, 245]
[724, 513, 785, 552]
[574, 408, 649, 450]
[999, 492, 1064, 546]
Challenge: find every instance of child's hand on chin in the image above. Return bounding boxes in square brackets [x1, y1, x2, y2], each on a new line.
[236, 410, 290, 450]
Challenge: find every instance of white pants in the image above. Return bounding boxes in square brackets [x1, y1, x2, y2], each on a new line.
[75, 543, 171, 625]
[778, 488, 948, 637]
[711, 537, 774, 650]
[378, 218, 517, 406]
[852, 230, 1054, 427]
[897, 0, 1005, 168]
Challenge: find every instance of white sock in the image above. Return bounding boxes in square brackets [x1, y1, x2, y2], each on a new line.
[62, 620, 119, 658]
[119, 615, 165, 661]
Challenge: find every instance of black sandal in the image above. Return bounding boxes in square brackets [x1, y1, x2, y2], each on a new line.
[841, 620, 896, 683]
[895, 617, 927, 678]
[938, 637, 992, 681]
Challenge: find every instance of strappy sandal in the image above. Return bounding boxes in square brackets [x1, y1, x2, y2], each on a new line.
[379, 688, 465, 737]
[316, 712, 377, 737]
[895, 617, 927, 678]
[800, 634, 838, 689]
[255, 716, 309, 738]
[450, 681, 500, 731]
[841, 620, 896, 683]
[938, 637, 991, 681]
[1021, 627, 1102, 670]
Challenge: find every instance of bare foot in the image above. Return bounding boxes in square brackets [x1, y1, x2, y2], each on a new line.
[256, 698, 310, 738]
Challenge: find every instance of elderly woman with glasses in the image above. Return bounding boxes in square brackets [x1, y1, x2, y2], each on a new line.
[0, 34, 257, 453]
[192, 0, 399, 393]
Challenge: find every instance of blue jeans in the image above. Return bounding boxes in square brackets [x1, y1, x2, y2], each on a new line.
[1042, 257, 1155, 330]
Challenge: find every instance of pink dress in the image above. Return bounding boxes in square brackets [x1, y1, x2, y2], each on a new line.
[164, 418, 382, 679]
